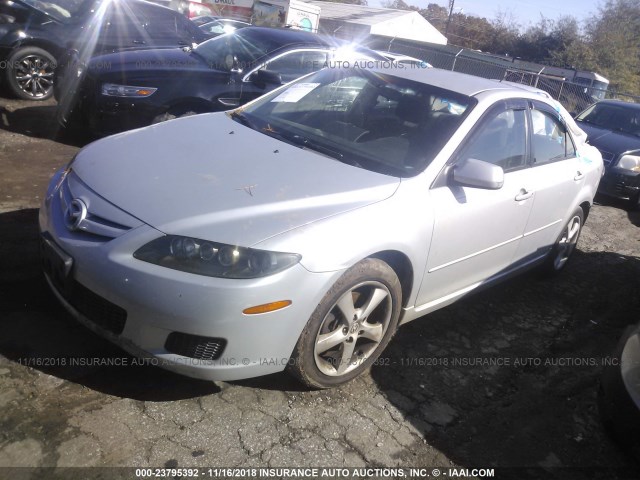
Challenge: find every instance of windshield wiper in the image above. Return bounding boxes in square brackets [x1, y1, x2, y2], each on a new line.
[288, 134, 351, 162]
[228, 110, 259, 130]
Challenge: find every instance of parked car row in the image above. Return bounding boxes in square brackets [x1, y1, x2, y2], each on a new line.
[0, 0, 209, 100]
[6, 0, 635, 394]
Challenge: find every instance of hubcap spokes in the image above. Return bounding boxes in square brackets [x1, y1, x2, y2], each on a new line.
[554, 216, 581, 270]
[15, 56, 54, 98]
[314, 281, 392, 376]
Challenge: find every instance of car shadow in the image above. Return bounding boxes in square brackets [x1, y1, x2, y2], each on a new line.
[0, 103, 91, 148]
[0, 209, 219, 400]
[594, 193, 640, 227]
[370, 249, 640, 473]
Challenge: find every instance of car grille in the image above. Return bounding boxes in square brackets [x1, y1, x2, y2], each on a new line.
[67, 280, 128, 335]
[43, 254, 128, 336]
[41, 234, 127, 335]
[165, 332, 227, 360]
[60, 173, 130, 239]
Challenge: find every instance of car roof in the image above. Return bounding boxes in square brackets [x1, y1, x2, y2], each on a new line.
[237, 27, 332, 48]
[589, 99, 640, 110]
[232, 27, 386, 60]
[369, 66, 533, 98]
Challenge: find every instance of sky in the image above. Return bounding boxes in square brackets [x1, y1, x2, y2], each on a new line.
[367, 0, 604, 29]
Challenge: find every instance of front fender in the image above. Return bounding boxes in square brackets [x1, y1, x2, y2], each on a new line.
[0, 33, 64, 60]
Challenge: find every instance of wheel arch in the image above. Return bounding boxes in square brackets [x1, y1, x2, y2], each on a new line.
[7, 38, 65, 62]
[368, 250, 414, 309]
[580, 200, 591, 222]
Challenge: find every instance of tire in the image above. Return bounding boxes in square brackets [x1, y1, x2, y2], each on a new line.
[288, 258, 402, 389]
[5, 47, 57, 100]
[542, 206, 584, 274]
[630, 192, 640, 211]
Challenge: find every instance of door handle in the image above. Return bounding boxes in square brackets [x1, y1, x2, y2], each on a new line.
[574, 171, 585, 181]
[515, 189, 533, 202]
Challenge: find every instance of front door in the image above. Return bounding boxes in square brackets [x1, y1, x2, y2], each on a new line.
[417, 101, 534, 308]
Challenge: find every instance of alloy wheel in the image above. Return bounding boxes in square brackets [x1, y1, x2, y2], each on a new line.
[14, 54, 55, 99]
[313, 281, 392, 376]
[553, 214, 582, 270]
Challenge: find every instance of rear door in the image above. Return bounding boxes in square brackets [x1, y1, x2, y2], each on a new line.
[514, 100, 583, 261]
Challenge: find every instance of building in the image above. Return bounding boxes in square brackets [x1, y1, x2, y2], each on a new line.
[300, 1, 447, 44]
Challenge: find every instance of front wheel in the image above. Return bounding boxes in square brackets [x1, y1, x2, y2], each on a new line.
[5, 47, 57, 100]
[288, 258, 402, 389]
[543, 206, 584, 274]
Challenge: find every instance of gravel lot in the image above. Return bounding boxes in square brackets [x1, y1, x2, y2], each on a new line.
[1, 94, 639, 480]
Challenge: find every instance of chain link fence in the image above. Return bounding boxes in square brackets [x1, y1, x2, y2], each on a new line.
[366, 36, 640, 114]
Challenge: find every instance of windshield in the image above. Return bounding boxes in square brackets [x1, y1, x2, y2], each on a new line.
[17, 0, 94, 22]
[233, 68, 475, 177]
[577, 103, 640, 137]
[193, 29, 288, 71]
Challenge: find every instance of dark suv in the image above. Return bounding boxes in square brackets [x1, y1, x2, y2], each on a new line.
[0, 0, 207, 100]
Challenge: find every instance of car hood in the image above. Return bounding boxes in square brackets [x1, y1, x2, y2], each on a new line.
[89, 47, 213, 74]
[577, 122, 640, 155]
[71, 113, 400, 246]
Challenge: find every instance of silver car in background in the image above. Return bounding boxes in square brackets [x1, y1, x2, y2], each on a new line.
[40, 66, 603, 388]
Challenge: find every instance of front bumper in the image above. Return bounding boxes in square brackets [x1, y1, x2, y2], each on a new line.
[57, 72, 162, 134]
[39, 169, 341, 381]
[598, 166, 640, 201]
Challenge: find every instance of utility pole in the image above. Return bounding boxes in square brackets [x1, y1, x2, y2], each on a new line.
[445, 0, 455, 37]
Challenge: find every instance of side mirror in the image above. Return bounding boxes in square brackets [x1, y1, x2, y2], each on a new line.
[452, 158, 504, 190]
[251, 69, 283, 88]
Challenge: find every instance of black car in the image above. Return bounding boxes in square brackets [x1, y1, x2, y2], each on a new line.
[199, 18, 252, 37]
[576, 100, 640, 209]
[57, 26, 385, 134]
[0, 0, 208, 100]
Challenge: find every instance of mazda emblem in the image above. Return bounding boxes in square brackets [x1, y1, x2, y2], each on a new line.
[65, 199, 88, 231]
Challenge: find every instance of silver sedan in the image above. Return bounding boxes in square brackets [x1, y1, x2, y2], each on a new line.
[40, 66, 604, 388]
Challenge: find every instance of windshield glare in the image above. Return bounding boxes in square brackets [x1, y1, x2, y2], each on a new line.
[194, 30, 284, 71]
[577, 103, 640, 137]
[236, 68, 475, 177]
[18, 0, 94, 21]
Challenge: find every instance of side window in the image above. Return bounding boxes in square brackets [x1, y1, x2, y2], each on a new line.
[100, 6, 144, 48]
[530, 109, 576, 165]
[264, 51, 328, 82]
[459, 108, 528, 172]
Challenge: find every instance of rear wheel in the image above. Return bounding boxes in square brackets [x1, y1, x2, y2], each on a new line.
[6, 47, 56, 100]
[542, 207, 584, 274]
[288, 258, 401, 389]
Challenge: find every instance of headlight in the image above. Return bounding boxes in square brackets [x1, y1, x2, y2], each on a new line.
[617, 154, 640, 173]
[133, 235, 301, 279]
[101, 83, 157, 97]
